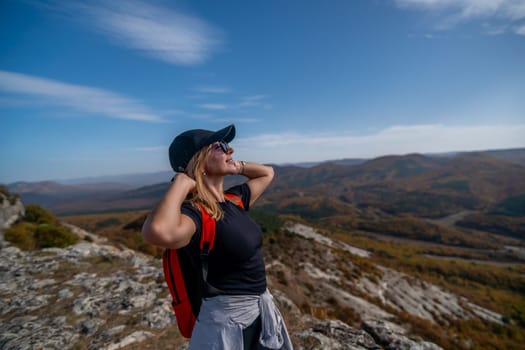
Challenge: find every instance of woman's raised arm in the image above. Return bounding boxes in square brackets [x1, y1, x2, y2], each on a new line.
[238, 161, 274, 207]
[141, 173, 197, 249]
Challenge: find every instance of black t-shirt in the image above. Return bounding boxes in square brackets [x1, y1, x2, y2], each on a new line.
[181, 183, 267, 295]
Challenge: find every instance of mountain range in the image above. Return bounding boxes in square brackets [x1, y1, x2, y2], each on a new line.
[5, 149, 525, 226]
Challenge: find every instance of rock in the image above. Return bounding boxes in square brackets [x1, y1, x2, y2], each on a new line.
[58, 288, 73, 299]
[0, 315, 79, 350]
[142, 299, 177, 328]
[361, 319, 406, 344]
[363, 319, 444, 350]
[100, 325, 126, 339]
[0, 195, 24, 231]
[285, 222, 371, 258]
[103, 331, 154, 350]
[78, 318, 106, 336]
[297, 319, 380, 350]
[0, 206, 175, 349]
[355, 266, 502, 325]
[298, 319, 444, 350]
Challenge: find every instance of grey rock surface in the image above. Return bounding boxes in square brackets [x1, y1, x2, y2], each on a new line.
[0, 197, 491, 350]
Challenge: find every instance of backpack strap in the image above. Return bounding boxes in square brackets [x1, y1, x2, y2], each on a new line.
[197, 203, 216, 252]
[225, 193, 245, 209]
[197, 203, 215, 285]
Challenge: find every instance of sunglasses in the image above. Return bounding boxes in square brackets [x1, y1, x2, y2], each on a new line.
[211, 140, 230, 153]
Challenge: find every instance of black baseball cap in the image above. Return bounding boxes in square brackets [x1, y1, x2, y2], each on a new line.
[169, 124, 236, 172]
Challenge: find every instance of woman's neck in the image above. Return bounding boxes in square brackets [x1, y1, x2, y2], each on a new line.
[204, 175, 225, 202]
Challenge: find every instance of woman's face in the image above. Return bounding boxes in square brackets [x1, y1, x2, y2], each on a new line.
[204, 141, 236, 175]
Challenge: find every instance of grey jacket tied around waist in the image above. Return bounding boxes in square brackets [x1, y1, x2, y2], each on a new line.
[188, 289, 293, 350]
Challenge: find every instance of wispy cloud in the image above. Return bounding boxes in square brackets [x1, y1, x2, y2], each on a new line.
[193, 86, 232, 94]
[482, 22, 509, 35]
[194, 94, 271, 116]
[38, 0, 223, 65]
[515, 23, 525, 35]
[395, 0, 525, 35]
[198, 103, 229, 110]
[233, 123, 525, 164]
[238, 95, 267, 107]
[160, 109, 185, 117]
[0, 70, 164, 122]
[214, 117, 260, 124]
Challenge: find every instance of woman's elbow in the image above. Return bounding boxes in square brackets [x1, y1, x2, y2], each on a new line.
[141, 216, 170, 245]
[141, 218, 191, 249]
[141, 220, 162, 246]
[266, 165, 275, 180]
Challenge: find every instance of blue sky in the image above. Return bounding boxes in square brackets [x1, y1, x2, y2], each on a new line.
[1, 0, 524, 183]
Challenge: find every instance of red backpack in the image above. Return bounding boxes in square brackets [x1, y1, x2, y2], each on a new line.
[162, 193, 245, 338]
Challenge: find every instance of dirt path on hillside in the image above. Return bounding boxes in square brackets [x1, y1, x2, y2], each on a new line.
[425, 210, 476, 227]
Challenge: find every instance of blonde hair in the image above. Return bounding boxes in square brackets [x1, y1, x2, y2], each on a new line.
[186, 146, 225, 220]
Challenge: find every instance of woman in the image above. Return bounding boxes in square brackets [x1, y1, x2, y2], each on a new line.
[142, 124, 293, 350]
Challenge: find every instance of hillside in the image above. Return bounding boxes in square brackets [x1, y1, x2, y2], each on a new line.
[0, 193, 445, 349]
[6, 150, 525, 248]
[8, 149, 525, 217]
[3, 193, 525, 349]
[6, 181, 135, 214]
[262, 152, 525, 242]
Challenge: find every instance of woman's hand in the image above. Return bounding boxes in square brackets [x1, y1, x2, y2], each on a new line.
[232, 160, 245, 175]
[178, 172, 197, 189]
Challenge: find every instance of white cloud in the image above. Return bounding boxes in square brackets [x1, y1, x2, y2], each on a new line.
[395, 0, 525, 33]
[193, 86, 232, 94]
[198, 103, 229, 110]
[0, 70, 164, 122]
[39, 0, 223, 65]
[238, 95, 267, 107]
[233, 123, 525, 164]
[515, 23, 525, 35]
[235, 117, 259, 123]
[215, 117, 260, 124]
[483, 22, 509, 35]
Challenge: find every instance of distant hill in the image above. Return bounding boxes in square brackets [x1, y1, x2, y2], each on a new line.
[7, 181, 134, 214]
[54, 170, 174, 186]
[6, 148, 525, 222]
[266, 152, 525, 219]
[261, 151, 525, 241]
[281, 158, 368, 168]
[8, 181, 133, 194]
[462, 148, 525, 164]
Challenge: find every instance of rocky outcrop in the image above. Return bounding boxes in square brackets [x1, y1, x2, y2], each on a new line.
[297, 320, 380, 349]
[285, 222, 370, 258]
[0, 193, 24, 231]
[362, 319, 443, 350]
[0, 239, 177, 349]
[0, 195, 176, 349]
[0, 229, 441, 349]
[297, 319, 443, 350]
[285, 221, 504, 326]
[2, 199, 499, 349]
